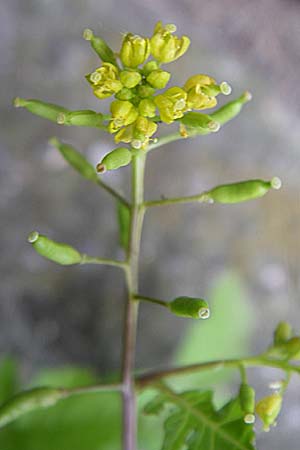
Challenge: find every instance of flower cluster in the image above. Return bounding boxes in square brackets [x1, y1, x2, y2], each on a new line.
[85, 22, 231, 150]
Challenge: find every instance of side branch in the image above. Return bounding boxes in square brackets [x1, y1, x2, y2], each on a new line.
[136, 356, 300, 388]
[80, 254, 128, 269]
[144, 192, 207, 208]
[96, 179, 130, 207]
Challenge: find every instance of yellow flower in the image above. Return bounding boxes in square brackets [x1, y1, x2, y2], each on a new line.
[109, 100, 138, 133]
[86, 63, 123, 99]
[120, 33, 150, 68]
[184, 74, 231, 110]
[255, 393, 283, 432]
[115, 116, 157, 150]
[154, 87, 187, 123]
[150, 22, 190, 64]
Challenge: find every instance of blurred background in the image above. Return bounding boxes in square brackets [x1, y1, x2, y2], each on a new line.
[1, 0, 300, 448]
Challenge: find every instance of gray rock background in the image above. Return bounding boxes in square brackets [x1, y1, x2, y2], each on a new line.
[1, 0, 300, 448]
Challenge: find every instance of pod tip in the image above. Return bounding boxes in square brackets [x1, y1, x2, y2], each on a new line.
[243, 91, 252, 102]
[13, 97, 22, 108]
[198, 307, 210, 319]
[96, 163, 106, 174]
[208, 120, 220, 132]
[83, 28, 93, 41]
[220, 81, 232, 96]
[244, 413, 255, 424]
[56, 113, 66, 125]
[271, 177, 282, 190]
[27, 231, 39, 243]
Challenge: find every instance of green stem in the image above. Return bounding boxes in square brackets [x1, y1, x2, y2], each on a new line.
[96, 178, 130, 207]
[122, 152, 146, 450]
[66, 383, 123, 396]
[133, 295, 169, 308]
[136, 355, 300, 388]
[80, 254, 127, 269]
[147, 131, 185, 152]
[144, 192, 207, 208]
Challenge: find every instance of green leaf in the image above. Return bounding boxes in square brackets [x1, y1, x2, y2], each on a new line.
[147, 387, 255, 450]
[50, 138, 98, 183]
[117, 201, 131, 251]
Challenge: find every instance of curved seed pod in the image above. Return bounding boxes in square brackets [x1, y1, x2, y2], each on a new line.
[83, 28, 118, 66]
[56, 110, 104, 128]
[255, 393, 282, 431]
[49, 138, 98, 182]
[0, 387, 66, 429]
[14, 98, 68, 123]
[169, 297, 210, 319]
[28, 232, 82, 265]
[96, 147, 132, 173]
[239, 384, 256, 424]
[274, 321, 293, 346]
[202, 177, 282, 204]
[179, 112, 220, 133]
[210, 91, 252, 125]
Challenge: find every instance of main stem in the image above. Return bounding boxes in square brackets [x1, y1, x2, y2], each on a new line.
[122, 152, 146, 450]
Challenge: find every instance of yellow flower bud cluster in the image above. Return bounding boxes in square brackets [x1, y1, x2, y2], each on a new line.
[84, 22, 232, 149]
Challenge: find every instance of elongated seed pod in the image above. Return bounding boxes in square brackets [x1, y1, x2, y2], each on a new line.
[0, 387, 66, 429]
[117, 201, 131, 251]
[96, 147, 132, 173]
[239, 384, 256, 424]
[180, 112, 220, 133]
[49, 138, 98, 182]
[83, 29, 118, 66]
[210, 91, 252, 125]
[203, 177, 281, 204]
[56, 110, 104, 128]
[28, 232, 82, 265]
[14, 98, 68, 123]
[169, 297, 210, 319]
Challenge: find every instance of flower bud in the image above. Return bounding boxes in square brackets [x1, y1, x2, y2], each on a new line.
[285, 337, 300, 359]
[96, 147, 132, 173]
[138, 98, 156, 118]
[109, 100, 138, 133]
[255, 393, 282, 431]
[115, 87, 136, 101]
[184, 74, 224, 110]
[114, 125, 134, 144]
[210, 91, 252, 125]
[83, 28, 118, 66]
[14, 98, 68, 123]
[120, 33, 150, 68]
[86, 63, 123, 99]
[169, 297, 210, 319]
[27, 232, 82, 265]
[56, 110, 104, 128]
[146, 69, 171, 89]
[142, 60, 159, 76]
[274, 321, 293, 346]
[202, 178, 282, 204]
[137, 84, 156, 98]
[119, 70, 142, 89]
[239, 384, 256, 424]
[150, 21, 190, 63]
[154, 87, 187, 123]
[0, 387, 66, 429]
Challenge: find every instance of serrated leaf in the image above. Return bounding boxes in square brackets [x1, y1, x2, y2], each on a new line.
[147, 386, 256, 450]
[117, 201, 131, 251]
[50, 138, 98, 183]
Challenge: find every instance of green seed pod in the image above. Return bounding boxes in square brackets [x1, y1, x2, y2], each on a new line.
[274, 321, 293, 346]
[14, 98, 68, 123]
[169, 297, 210, 319]
[119, 70, 142, 89]
[146, 69, 171, 89]
[0, 387, 66, 429]
[180, 112, 220, 133]
[117, 201, 131, 251]
[210, 91, 252, 125]
[142, 60, 159, 76]
[83, 28, 118, 66]
[255, 393, 282, 431]
[28, 232, 82, 265]
[96, 147, 132, 173]
[239, 384, 256, 424]
[49, 138, 98, 182]
[56, 110, 104, 128]
[202, 177, 282, 204]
